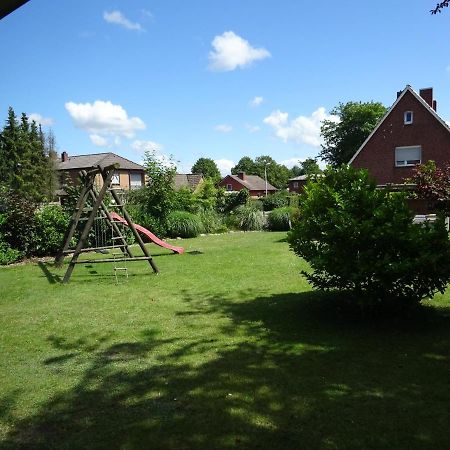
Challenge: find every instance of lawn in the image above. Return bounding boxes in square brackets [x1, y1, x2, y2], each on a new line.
[1, 231, 450, 449]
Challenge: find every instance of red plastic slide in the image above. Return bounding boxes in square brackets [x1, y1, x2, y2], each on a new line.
[110, 211, 185, 254]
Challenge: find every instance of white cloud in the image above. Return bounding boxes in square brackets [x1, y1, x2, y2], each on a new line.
[215, 158, 235, 175]
[251, 96, 264, 107]
[89, 134, 109, 147]
[208, 31, 270, 71]
[103, 10, 143, 31]
[245, 124, 260, 133]
[29, 113, 53, 126]
[263, 107, 339, 147]
[65, 100, 146, 138]
[280, 158, 304, 169]
[131, 139, 163, 154]
[214, 124, 232, 133]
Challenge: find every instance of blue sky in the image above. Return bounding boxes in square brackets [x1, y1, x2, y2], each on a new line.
[1, 0, 450, 174]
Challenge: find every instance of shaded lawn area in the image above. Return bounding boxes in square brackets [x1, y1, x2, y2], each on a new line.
[1, 231, 450, 449]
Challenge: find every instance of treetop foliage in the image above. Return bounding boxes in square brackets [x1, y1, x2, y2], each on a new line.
[191, 157, 221, 183]
[320, 101, 387, 168]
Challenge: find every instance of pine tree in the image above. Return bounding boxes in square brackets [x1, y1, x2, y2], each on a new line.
[0, 107, 22, 190]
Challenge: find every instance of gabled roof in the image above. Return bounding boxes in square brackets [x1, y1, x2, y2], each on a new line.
[288, 175, 308, 181]
[58, 152, 144, 171]
[348, 85, 450, 165]
[226, 174, 277, 191]
[174, 174, 203, 190]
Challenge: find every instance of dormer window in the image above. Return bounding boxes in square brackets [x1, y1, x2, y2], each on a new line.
[404, 111, 413, 124]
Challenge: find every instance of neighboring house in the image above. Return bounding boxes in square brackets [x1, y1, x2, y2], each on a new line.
[349, 86, 450, 185]
[218, 172, 277, 197]
[173, 174, 204, 192]
[288, 175, 308, 193]
[57, 151, 146, 193]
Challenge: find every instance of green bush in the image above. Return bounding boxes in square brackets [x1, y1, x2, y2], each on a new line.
[0, 242, 22, 265]
[218, 189, 250, 213]
[34, 204, 70, 256]
[288, 166, 450, 311]
[233, 205, 265, 231]
[199, 210, 227, 234]
[261, 192, 289, 211]
[267, 206, 299, 231]
[167, 211, 204, 238]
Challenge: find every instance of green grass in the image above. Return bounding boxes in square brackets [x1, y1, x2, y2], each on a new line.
[1, 231, 450, 449]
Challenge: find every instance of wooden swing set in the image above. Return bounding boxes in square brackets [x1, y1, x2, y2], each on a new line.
[55, 163, 159, 283]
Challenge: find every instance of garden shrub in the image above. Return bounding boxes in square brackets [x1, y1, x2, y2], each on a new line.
[288, 166, 450, 311]
[218, 189, 249, 213]
[167, 211, 204, 238]
[199, 210, 227, 234]
[0, 242, 22, 265]
[233, 205, 265, 231]
[261, 191, 289, 211]
[34, 204, 70, 256]
[267, 206, 299, 231]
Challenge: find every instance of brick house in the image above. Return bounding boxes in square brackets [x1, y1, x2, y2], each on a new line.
[349, 86, 450, 185]
[288, 175, 308, 193]
[218, 172, 277, 197]
[58, 151, 146, 193]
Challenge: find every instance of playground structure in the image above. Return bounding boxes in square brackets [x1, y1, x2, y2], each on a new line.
[55, 163, 183, 283]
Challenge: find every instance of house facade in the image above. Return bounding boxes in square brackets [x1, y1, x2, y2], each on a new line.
[58, 152, 146, 193]
[218, 172, 277, 197]
[349, 86, 450, 185]
[288, 175, 308, 193]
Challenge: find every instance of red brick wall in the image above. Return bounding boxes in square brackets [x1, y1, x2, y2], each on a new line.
[351, 90, 450, 185]
[218, 176, 275, 197]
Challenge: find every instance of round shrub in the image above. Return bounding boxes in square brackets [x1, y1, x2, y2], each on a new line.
[288, 166, 450, 311]
[262, 192, 289, 211]
[167, 211, 204, 238]
[267, 206, 299, 231]
[234, 205, 265, 231]
[199, 210, 227, 234]
[34, 204, 70, 256]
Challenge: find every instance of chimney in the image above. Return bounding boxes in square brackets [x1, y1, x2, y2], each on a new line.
[397, 90, 403, 99]
[61, 151, 69, 162]
[238, 172, 245, 180]
[419, 88, 435, 110]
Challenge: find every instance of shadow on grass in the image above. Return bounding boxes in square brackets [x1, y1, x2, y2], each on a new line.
[2, 292, 450, 449]
[37, 261, 62, 284]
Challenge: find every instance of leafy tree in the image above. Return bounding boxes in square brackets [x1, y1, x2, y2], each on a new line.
[288, 165, 450, 311]
[320, 101, 387, 167]
[291, 158, 322, 177]
[431, 1, 449, 13]
[409, 160, 450, 214]
[191, 157, 221, 183]
[231, 156, 257, 175]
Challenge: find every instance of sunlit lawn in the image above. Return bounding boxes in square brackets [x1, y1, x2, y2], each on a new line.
[1, 231, 450, 449]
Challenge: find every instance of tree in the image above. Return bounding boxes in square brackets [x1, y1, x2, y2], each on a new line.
[291, 158, 322, 177]
[0, 108, 55, 201]
[431, 1, 449, 13]
[320, 101, 387, 167]
[191, 157, 221, 183]
[288, 165, 450, 311]
[231, 156, 257, 176]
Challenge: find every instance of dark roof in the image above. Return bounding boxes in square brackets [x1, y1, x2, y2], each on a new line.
[226, 174, 277, 191]
[58, 152, 144, 171]
[174, 174, 203, 190]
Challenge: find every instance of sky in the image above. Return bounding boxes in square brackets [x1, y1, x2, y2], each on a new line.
[1, 0, 450, 175]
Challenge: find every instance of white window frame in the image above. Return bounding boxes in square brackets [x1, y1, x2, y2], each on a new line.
[226, 184, 233, 191]
[111, 172, 120, 185]
[395, 145, 421, 167]
[404, 111, 413, 125]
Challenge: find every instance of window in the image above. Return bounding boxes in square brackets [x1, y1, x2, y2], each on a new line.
[395, 146, 421, 167]
[226, 184, 233, 191]
[293, 182, 299, 188]
[404, 111, 413, 124]
[130, 172, 142, 189]
[111, 172, 120, 185]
